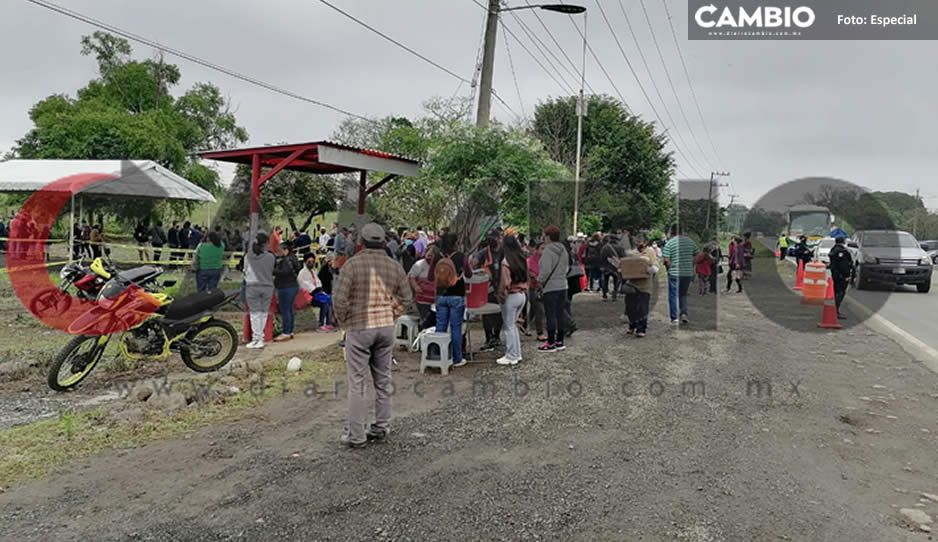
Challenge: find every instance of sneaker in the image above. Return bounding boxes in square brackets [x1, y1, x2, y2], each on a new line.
[496, 355, 514, 366]
[319, 325, 336, 332]
[366, 425, 389, 442]
[537, 342, 557, 353]
[452, 359, 468, 368]
[671, 319, 680, 326]
[245, 340, 264, 349]
[635, 331, 646, 338]
[626, 328, 635, 335]
[479, 342, 497, 353]
[273, 334, 293, 342]
[340, 433, 367, 449]
[680, 315, 689, 325]
[554, 343, 566, 351]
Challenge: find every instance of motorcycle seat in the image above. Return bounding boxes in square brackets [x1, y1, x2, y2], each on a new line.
[118, 266, 161, 284]
[165, 289, 225, 321]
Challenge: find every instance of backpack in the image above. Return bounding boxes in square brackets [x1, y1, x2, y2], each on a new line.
[435, 256, 459, 289]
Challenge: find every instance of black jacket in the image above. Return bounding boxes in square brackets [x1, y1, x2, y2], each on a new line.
[273, 253, 301, 289]
[829, 244, 853, 280]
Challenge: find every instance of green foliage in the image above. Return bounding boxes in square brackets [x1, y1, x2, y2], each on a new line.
[531, 95, 675, 232]
[873, 191, 923, 219]
[742, 207, 787, 235]
[12, 31, 248, 224]
[214, 167, 340, 234]
[332, 97, 566, 246]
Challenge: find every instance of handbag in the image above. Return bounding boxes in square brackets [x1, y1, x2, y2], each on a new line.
[294, 289, 313, 310]
[535, 254, 562, 301]
[618, 280, 639, 295]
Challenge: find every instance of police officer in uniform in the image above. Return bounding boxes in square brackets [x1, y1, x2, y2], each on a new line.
[828, 236, 853, 319]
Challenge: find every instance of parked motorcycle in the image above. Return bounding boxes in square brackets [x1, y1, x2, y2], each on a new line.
[29, 256, 168, 318]
[47, 267, 240, 391]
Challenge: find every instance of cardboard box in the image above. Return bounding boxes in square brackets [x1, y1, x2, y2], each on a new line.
[618, 256, 649, 280]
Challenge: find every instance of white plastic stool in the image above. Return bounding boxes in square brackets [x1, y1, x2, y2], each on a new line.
[394, 315, 419, 351]
[420, 331, 453, 375]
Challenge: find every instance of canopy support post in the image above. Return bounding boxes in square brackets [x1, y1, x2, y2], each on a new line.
[68, 192, 75, 263]
[357, 170, 368, 216]
[249, 153, 261, 248]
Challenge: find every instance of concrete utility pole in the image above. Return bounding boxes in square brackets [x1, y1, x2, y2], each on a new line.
[913, 188, 920, 237]
[476, 0, 501, 128]
[476, 2, 586, 128]
[705, 171, 730, 234]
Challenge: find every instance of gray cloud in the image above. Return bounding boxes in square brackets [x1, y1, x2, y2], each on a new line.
[1, 0, 936, 209]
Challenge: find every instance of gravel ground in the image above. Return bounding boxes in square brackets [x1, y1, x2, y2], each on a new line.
[3, 270, 938, 541]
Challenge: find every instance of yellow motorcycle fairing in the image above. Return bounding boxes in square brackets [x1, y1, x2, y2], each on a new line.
[89, 258, 111, 279]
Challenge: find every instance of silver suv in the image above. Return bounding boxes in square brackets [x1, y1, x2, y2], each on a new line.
[848, 230, 933, 293]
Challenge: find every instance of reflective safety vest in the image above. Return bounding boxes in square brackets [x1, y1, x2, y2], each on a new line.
[779, 235, 789, 248]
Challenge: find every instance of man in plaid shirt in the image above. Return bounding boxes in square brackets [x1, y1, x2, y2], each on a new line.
[333, 223, 413, 448]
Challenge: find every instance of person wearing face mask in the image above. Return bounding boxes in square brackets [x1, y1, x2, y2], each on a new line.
[298, 253, 335, 332]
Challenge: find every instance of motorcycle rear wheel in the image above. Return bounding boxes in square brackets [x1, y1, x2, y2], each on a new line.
[48, 335, 106, 391]
[180, 319, 238, 372]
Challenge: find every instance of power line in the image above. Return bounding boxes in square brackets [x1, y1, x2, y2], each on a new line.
[317, 0, 472, 85]
[468, 0, 576, 95]
[24, 0, 376, 122]
[637, 0, 713, 170]
[660, 0, 724, 167]
[607, 0, 706, 177]
[516, 0, 596, 94]
[552, 2, 633, 113]
[592, 0, 705, 178]
[501, 20, 527, 119]
[504, 10, 578, 94]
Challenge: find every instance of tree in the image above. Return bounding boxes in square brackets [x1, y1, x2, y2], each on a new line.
[215, 167, 340, 234]
[531, 95, 675, 232]
[13, 31, 248, 222]
[331, 97, 566, 246]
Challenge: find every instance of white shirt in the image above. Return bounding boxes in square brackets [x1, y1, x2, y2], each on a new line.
[297, 266, 321, 292]
[318, 233, 330, 247]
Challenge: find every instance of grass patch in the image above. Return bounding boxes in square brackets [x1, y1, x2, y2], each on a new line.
[0, 347, 344, 488]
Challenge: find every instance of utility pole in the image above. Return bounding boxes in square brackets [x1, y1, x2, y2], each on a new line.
[913, 188, 920, 237]
[705, 171, 730, 235]
[476, 0, 500, 128]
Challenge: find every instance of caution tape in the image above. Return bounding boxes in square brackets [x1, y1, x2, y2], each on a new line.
[0, 260, 70, 275]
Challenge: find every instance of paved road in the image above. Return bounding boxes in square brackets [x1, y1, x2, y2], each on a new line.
[848, 271, 938, 353]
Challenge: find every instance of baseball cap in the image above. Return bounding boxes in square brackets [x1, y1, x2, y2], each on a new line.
[361, 223, 385, 243]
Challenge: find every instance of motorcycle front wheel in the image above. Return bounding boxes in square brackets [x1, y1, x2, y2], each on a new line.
[180, 319, 238, 373]
[48, 335, 107, 391]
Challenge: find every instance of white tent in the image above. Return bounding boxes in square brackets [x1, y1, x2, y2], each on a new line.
[0, 160, 216, 202]
[0, 159, 216, 262]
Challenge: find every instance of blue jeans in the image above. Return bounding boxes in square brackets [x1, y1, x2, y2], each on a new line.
[196, 269, 222, 292]
[668, 275, 693, 321]
[435, 295, 465, 362]
[318, 302, 333, 327]
[277, 286, 299, 335]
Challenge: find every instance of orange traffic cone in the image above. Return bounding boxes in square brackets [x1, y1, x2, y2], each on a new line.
[793, 259, 805, 291]
[824, 274, 835, 300]
[774, 247, 781, 258]
[818, 276, 842, 329]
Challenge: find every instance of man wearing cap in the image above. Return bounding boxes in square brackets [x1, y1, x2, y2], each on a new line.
[333, 223, 413, 448]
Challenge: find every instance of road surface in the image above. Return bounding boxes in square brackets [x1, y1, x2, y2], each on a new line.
[4, 283, 938, 540]
[848, 271, 938, 354]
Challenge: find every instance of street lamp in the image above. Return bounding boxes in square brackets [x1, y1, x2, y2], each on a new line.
[475, 1, 587, 129]
[500, 4, 587, 13]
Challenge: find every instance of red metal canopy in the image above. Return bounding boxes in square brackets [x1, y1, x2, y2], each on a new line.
[199, 140, 420, 215]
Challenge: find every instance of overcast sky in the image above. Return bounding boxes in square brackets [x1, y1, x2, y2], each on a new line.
[2, 0, 937, 209]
